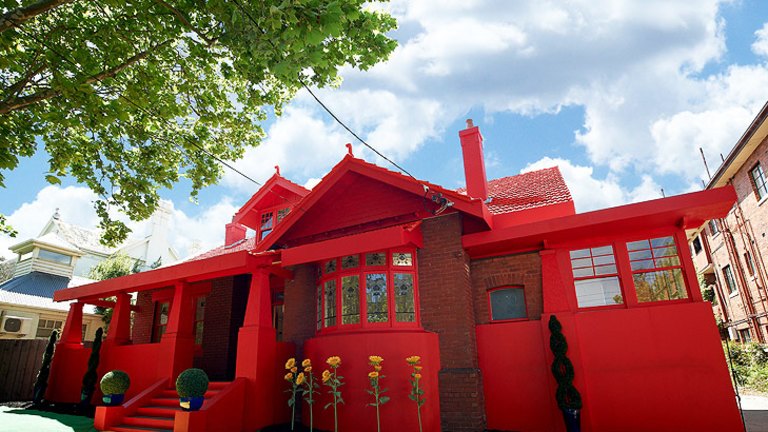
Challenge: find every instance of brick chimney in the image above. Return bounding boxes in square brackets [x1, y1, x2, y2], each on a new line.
[225, 220, 246, 245]
[459, 119, 488, 201]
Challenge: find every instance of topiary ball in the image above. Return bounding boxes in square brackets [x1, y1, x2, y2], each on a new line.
[100, 370, 130, 395]
[176, 368, 209, 398]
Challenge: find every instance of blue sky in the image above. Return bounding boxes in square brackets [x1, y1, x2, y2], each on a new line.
[2, 0, 768, 259]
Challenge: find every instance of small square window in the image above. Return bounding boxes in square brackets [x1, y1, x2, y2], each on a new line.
[489, 288, 527, 321]
[392, 252, 412, 266]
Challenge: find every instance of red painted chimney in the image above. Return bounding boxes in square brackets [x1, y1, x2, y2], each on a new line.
[225, 220, 246, 245]
[459, 119, 488, 201]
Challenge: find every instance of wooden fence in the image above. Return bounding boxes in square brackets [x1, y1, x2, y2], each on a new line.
[0, 339, 47, 402]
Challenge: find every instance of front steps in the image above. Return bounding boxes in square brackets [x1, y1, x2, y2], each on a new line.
[108, 381, 230, 432]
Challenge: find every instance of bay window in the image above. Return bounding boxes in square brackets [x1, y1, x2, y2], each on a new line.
[317, 249, 418, 331]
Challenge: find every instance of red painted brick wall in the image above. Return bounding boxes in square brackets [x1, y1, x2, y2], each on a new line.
[418, 213, 486, 431]
[470, 252, 543, 324]
[283, 264, 317, 353]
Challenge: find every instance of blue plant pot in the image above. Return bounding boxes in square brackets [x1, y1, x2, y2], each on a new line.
[561, 408, 581, 432]
[179, 396, 204, 411]
[102, 393, 125, 406]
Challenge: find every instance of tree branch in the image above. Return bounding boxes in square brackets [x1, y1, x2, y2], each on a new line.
[0, 39, 172, 115]
[0, 0, 73, 34]
[152, 0, 216, 46]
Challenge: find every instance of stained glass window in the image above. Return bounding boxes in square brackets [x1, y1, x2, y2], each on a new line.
[341, 276, 360, 324]
[366, 273, 388, 323]
[342, 255, 360, 270]
[325, 259, 337, 274]
[324, 280, 337, 327]
[277, 208, 290, 223]
[194, 297, 205, 345]
[366, 252, 386, 266]
[394, 273, 415, 322]
[393, 252, 413, 266]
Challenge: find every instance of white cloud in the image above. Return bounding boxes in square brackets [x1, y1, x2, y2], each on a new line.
[522, 157, 662, 212]
[752, 22, 768, 57]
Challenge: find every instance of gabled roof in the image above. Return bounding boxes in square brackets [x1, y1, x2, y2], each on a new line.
[255, 155, 491, 252]
[458, 167, 573, 215]
[42, 219, 115, 255]
[232, 173, 310, 229]
[186, 237, 258, 262]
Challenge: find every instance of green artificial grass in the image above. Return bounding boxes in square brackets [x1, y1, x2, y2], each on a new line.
[0, 407, 97, 432]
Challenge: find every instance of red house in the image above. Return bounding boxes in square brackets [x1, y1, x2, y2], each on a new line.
[49, 121, 742, 431]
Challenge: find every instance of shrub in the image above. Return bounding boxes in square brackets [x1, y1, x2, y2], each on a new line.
[80, 327, 104, 407]
[548, 315, 582, 411]
[100, 370, 131, 395]
[32, 330, 58, 405]
[176, 368, 209, 398]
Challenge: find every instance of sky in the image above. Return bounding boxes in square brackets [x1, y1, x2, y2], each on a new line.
[2, 0, 768, 260]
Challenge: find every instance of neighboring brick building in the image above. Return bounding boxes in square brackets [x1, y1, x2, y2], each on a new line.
[688, 102, 768, 343]
[47, 121, 741, 432]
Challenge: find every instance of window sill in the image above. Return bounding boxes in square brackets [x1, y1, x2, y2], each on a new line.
[729, 290, 739, 298]
[576, 304, 626, 312]
[489, 317, 529, 324]
[758, 194, 768, 207]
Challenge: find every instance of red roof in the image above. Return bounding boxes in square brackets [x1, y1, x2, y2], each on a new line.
[187, 236, 258, 261]
[459, 167, 573, 215]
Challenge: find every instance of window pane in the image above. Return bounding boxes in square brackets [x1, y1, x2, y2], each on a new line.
[591, 245, 614, 256]
[393, 252, 413, 266]
[654, 257, 680, 268]
[394, 273, 415, 322]
[366, 273, 388, 323]
[650, 236, 675, 248]
[195, 321, 204, 345]
[325, 259, 337, 274]
[569, 249, 590, 259]
[342, 255, 359, 270]
[633, 269, 688, 302]
[489, 288, 527, 320]
[195, 297, 205, 321]
[572, 267, 594, 278]
[571, 258, 593, 269]
[260, 229, 272, 240]
[575, 277, 623, 308]
[592, 255, 615, 266]
[594, 264, 617, 275]
[38, 249, 72, 265]
[629, 250, 652, 261]
[341, 276, 360, 324]
[260, 212, 274, 230]
[324, 280, 337, 327]
[626, 240, 650, 251]
[366, 252, 386, 266]
[277, 208, 290, 223]
[630, 259, 655, 271]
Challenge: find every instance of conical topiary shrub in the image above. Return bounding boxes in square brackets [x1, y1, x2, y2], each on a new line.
[32, 329, 58, 406]
[80, 327, 103, 409]
[548, 315, 582, 432]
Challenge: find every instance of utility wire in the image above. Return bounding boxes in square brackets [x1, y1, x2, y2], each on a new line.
[229, 0, 423, 183]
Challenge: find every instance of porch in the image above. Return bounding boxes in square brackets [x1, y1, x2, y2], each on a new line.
[49, 250, 293, 432]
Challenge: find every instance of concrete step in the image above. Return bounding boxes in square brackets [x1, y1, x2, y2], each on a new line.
[110, 425, 172, 432]
[123, 415, 175, 430]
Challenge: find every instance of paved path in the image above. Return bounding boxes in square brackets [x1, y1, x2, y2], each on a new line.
[742, 394, 768, 432]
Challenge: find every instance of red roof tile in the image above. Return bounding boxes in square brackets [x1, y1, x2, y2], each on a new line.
[458, 167, 573, 215]
[186, 236, 258, 261]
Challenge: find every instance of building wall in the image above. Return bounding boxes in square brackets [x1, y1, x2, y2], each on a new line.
[470, 251, 543, 324]
[0, 303, 101, 341]
[418, 213, 486, 432]
[701, 132, 768, 342]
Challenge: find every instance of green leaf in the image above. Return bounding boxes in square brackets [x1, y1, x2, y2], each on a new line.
[45, 175, 62, 185]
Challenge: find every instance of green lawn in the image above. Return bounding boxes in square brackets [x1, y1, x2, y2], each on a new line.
[0, 407, 97, 432]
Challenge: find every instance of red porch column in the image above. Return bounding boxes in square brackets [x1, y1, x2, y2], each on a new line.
[157, 280, 196, 380]
[104, 293, 131, 347]
[236, 270, 278, 429]
[60, 302, 84, 346]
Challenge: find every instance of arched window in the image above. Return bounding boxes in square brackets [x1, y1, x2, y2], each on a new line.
[317, 249, 419, 332]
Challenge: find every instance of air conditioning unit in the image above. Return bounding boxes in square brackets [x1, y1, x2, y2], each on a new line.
[1, 316, 33, 335]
